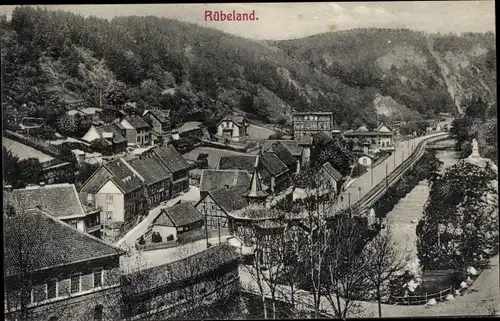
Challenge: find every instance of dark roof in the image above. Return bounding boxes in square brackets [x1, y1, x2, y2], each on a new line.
[261, 140, 303, 157]
[122, 244, 239, 295]
[209, 185, 249, 214]
[127, 155, 172, 186]
[293, 112, 334, 116]
[103, 158, 144, 194]
[152, 144, 190, 173]
[199, 169, 251, 194]
[218, 115, 248, 128]
[79, 166, 114, 194]
[4, 209, 123, 277]
[322, 162, 343, 181]
[217, 154, 258, 173]
[126, 115, 150, 129]
[266, 142, 296, 168]
[260, 152, 289, 177]
[96, 123, 127, 144]
[7, 183, 86, 218]
[145, 109, 170, 124]
[154, 202, 203, 227]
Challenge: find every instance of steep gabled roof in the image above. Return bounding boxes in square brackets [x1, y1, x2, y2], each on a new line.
[267, 142, 297, 168]
[126, 115, 151, 129]
[152, 144, 190, 173]
[209, 185, 249, 214]
[96, 123, 127, 144]
[217, 115, 248, 128]
[103, 158, 144, 194]
[322, 162, 343, 182]
[127, 155, 172, 186]
[217, 154, 258, 173]
[199, 169, 251, 194]
[261, 140, 303, 157]
[4, 209, 124, 277]
[144, 109, 170, 124]
[153, 202, 203, 228]
[8, 183, 87, 219]
[260, 152, 289, 178]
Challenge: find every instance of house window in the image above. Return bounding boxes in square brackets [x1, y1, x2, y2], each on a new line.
[69, 219, 78, 229]
[211, 205, 216, 211]
[87, 193, 93, 203]
[106, 211, 112, 220]
[47, 279, 57, 299]
[70, 274, 81, 293]
[137, 137, 140, 143]
[363, 158, 367, 165]
[107, 195, 113, 204]
[93, 268, 103, 288]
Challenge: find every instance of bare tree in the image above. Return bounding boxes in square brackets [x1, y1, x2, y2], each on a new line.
[362, 226, 411, 317]
[322, 214, 371, 319]
[242, 221, 270, 319]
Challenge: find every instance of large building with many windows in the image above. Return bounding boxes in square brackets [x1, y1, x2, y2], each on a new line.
[292, 111, 335, 139]
[4, 208, 124, 321]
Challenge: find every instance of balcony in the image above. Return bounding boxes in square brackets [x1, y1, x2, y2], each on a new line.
[85, 224, 101, 234]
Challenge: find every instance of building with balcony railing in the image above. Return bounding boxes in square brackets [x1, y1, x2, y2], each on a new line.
[4, 183, 103, 239]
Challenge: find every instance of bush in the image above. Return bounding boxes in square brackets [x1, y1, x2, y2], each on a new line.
[138, 236, 146, 245]
[151, 231, 163, 243]
[166, 234, 174, 241]
[351, 163, 367, 178]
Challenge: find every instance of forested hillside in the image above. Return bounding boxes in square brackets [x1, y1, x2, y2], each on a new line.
[1, 7, 496, 132]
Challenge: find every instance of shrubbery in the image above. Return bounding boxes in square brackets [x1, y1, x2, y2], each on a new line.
[417, 160, 498, 270]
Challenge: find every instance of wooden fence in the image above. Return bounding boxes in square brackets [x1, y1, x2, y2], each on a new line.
[388, 286, 455, 305]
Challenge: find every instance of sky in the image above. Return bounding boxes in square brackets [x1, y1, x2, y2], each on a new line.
[0, 2, 495, 40]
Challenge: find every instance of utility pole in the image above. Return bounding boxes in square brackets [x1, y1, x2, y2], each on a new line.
[370, 166, 374, 187]
[385, 163, 389, 189]
[205, 213, 209, 248]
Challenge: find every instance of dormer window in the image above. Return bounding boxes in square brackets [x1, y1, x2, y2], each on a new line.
[87, 193, 93, 203]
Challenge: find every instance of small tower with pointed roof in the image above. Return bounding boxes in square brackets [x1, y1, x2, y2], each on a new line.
[243, 156, 269, 205]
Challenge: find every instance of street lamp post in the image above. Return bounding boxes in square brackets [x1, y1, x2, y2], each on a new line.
[370, 166, 374, 187]
[385, 163, 388, 189]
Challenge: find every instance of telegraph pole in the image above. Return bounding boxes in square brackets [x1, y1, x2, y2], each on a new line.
[385, 163, 389, 189]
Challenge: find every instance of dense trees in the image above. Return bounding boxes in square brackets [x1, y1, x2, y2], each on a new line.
[4, 7, 494, 133]
[417, 160, 498, 271]
[3, 147, 43, 189]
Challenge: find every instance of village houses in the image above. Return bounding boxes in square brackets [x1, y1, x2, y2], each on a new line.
[343, 122, 394, 150]
[292, 111, 335, 139]
[82, 123, 128, 154]
[118, 115, 152, 147]
[4, 183, 103, 239]
[78, 144, 190, 231]
[215, 114, 250, 142]
[142, 109, 171, 142]
[151, 202, 204, 242]
[4, 208, 124, 321]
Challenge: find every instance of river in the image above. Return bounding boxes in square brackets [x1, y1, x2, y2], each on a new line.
[386, 143, 459, 264]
